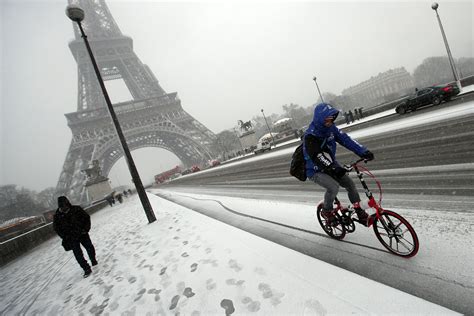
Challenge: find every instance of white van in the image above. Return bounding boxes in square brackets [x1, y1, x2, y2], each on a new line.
[254, 139, 272, 155]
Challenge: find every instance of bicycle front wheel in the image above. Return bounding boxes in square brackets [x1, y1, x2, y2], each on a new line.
[373, 210, 419, 258]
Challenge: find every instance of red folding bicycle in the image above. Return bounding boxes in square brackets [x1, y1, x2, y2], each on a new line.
[316, 158, 419, 258]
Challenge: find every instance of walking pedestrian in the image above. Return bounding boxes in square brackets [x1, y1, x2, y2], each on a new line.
[343, 112, 350, 124]
[106, 196, 114, 207]
[348, 110, 354, 123]
[53, 196, 97, 278]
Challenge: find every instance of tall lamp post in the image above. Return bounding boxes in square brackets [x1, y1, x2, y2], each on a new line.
[66, 5, 156, 223]
[431, 2, 461, 90]
[312, 76, 324, 103]
[260, 109, 275, 147]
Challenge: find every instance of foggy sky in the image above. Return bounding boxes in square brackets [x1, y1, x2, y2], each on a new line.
[0, 0, 473, 192]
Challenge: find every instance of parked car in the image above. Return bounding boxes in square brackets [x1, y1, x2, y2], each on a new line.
[395, 84, 460, 114]
[209, 159, 220, 167]
[190, 165, 201, 173]
[181, 169, 192, 176]
[169, 173, 181, 180]
[254, 140, 272, 155]
[181, 165, 201, 175]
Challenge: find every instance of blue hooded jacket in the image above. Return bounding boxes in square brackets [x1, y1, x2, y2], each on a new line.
[303, 103, 367, 178]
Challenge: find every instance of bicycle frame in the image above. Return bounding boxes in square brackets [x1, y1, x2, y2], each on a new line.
[350, 158, 383, 227]
[318, 159, 420, 257]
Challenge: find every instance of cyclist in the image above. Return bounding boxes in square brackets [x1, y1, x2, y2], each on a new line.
[303, 103, 374, 225]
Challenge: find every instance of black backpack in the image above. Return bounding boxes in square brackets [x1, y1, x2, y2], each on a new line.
[289, 143, 307, 181]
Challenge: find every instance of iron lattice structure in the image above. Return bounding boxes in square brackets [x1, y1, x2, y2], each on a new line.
[56, 0, 216, 203]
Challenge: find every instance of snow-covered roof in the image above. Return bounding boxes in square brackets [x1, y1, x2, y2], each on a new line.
[258, 132, 277, 142]
[273, 117, 292, 125]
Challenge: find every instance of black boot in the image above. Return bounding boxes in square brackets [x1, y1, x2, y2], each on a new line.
[83, 268, 92, 278]
[355, 208, 369, 226]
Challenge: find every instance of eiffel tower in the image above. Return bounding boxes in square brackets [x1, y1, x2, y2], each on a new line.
[56, 0, 216, 203]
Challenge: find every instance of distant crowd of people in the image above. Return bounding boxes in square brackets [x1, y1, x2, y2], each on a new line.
[105, 189, 133, 207]
[342, 107, 364, 124]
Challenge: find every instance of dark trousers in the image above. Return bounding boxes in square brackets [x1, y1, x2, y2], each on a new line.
[310, 172, 361, 211]
[71, 233, 96, 271]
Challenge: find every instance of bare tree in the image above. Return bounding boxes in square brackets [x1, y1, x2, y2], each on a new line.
[211, 130, 241, 159]
[413, 56, 453, 87]
[37, 187, 57, 210]
[412, 56, 474, 87]
[0, 185, 47, 222]
[282, 103, 309, 127]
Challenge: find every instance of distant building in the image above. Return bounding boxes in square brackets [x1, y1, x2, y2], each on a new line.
[342, 67, 414, 106]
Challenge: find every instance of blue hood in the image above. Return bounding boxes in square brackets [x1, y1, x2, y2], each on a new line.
[302, 103, 367, 178]
[305, 103, 339, 138]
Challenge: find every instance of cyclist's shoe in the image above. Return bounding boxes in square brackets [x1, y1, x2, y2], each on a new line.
[321, 210, 338, 227]
[367, 214, 376, 227]
[355, 208, 369, 226]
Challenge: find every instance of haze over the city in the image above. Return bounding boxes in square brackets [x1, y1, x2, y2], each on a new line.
[1, 0, 473, 191]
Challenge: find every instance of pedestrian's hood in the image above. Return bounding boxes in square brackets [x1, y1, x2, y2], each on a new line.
[57, 196, 72, 208]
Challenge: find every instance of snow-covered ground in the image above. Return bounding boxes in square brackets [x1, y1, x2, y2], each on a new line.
[153, 188, 474, 288]
[460, 84, 474, 94]
[0, 194, 458, 314]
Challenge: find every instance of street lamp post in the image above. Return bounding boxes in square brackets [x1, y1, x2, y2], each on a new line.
[66, 5, 156, 223]
[431, 2, 461, 90]
[260, 109, 275, 147]
[312, 76, 324, 103]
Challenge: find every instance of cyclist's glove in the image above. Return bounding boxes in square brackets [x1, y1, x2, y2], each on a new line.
[334, 166, 347, 178]
[361, 150, 374, 161]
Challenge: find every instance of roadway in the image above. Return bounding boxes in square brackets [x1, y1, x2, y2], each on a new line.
[164, 94, 474, 197]
[153, 95, 474, 314]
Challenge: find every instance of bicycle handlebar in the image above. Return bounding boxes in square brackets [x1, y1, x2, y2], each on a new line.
[343, 158, 369, 171]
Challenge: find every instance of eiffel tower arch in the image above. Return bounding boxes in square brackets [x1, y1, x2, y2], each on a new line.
[56, 0, 216, 203]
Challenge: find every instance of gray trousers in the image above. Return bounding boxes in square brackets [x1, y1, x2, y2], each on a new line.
[310, 172, 361, 211]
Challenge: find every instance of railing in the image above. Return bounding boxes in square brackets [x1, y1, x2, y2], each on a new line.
[65, 93, 180, 125]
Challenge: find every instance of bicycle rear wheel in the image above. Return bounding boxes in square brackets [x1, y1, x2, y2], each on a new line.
[373, 210, 419, 258]
[316, 204, 346, 240]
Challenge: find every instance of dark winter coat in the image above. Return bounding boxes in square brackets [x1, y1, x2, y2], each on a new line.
[303, 103, 367, 178]
[53, 201, 91, 251]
